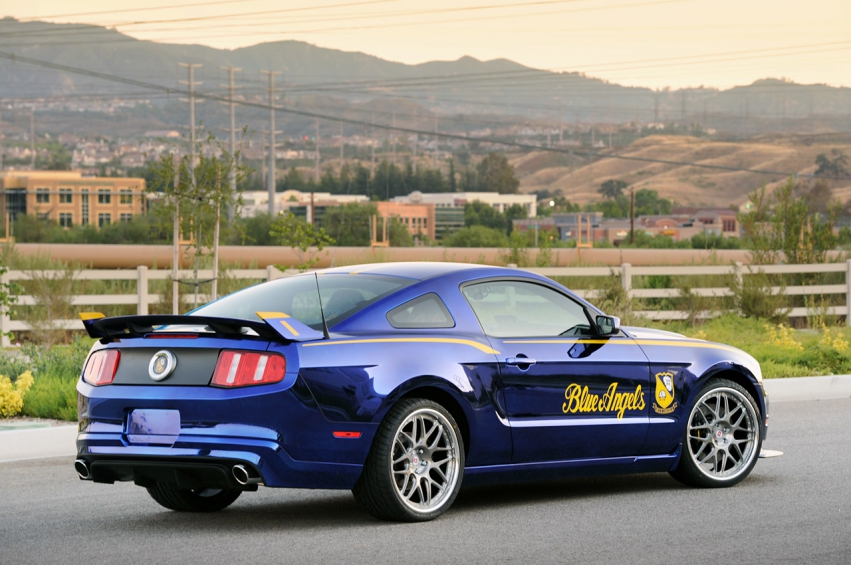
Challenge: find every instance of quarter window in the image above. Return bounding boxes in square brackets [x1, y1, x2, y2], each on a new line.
[387, 293, 454, 329]
[462, 280, 591, 338]
[98, 189, 111, 204]
[59, 213, 73, 227]
[59, 188, 73, 203]
[98, 213, 111, 227]
[36, 188, 50, 203]
[120, 189, 132, 204]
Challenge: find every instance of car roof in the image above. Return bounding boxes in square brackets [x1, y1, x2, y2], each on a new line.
[320, 262, 512, 281]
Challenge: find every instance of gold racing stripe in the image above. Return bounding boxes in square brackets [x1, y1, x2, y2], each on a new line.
[303, 337, 500, 355]
[503, 338, 740, 353]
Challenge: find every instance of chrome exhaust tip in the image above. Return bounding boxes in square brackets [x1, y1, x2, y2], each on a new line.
[74, 459, 90, 480]
[232, 464, 261, 486]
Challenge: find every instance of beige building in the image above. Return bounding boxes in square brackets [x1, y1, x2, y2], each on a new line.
[0, 171, 146, 228]
[376, 201, 437, 240]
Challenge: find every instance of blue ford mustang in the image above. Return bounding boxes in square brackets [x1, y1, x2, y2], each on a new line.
[75, 262, 768, 521]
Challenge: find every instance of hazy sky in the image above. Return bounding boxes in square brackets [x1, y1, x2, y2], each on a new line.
[6, 0, 851, 89]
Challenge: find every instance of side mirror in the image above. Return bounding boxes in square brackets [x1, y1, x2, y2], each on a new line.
[596, 315, 620, 336]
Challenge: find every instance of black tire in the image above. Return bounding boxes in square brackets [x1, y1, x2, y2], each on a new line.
[353, 398, 465, 522]
[146, 482, 242, 512]
[670, 378, 763, 488]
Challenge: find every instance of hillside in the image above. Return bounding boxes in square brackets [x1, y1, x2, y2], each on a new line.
[514, 136, 851, 208]
[2, 18, 851, 125]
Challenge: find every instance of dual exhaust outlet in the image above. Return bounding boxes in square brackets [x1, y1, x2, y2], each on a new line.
[74, 459, 260, 486]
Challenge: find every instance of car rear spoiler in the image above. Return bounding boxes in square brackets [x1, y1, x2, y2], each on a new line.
[79, 312, 325, 343]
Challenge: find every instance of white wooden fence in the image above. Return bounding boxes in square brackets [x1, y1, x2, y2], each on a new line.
[3, 261, 851, 346]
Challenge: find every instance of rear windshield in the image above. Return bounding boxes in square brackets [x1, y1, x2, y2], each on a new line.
[191, 273, 414, 329]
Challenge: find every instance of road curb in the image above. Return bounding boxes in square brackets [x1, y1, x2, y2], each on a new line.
[763, 374, 851, 403]
[0, 424, 78, 463]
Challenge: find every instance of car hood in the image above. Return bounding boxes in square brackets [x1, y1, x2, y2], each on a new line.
[621, 326, 692, 340]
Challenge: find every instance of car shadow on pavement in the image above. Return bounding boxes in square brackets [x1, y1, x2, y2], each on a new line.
[94, 470, 782, 532]
[453, 472, 683, 512]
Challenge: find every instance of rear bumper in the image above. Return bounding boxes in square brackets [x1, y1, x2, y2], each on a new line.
[76, 429, 363, 489]
[76, 377, 374, 490]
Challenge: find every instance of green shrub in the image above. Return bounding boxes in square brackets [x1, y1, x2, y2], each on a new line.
[20, 371, 78, 421]
[0, 337, 92, 421]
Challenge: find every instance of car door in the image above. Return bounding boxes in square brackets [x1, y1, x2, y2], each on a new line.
[461, 279, 651, 463]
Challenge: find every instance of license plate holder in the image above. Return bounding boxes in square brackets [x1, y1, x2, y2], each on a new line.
[126, 409, 180, 446]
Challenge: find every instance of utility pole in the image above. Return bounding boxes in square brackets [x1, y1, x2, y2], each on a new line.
[0, 110, 4, 171]
[654, 92, 659, 122]
[172, 150, 180, 315]
[219, 66, 242, 222]
[178, 63, 203, 183]
[558, 98, 563, 145]
[392, 111, 397, 164]
[413, 110, 418, 174]
[261, 70, 281, 216]
[30, 108, 35, 169]
[314, 118, 320, 182]
[629, 187, 635, 245]
[433, 111, 439, 168]
[370, 114, 376, 175]
[547, 100, 552, 148]
[607, 100, 612, 148]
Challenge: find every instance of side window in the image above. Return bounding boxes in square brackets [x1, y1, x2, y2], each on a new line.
[387, 293, 455, 329]
[462, 280, 590, 338]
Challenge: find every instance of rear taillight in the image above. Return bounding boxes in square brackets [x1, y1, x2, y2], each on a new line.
[82, 349, 120, 386]
[211, 351, 286, 388]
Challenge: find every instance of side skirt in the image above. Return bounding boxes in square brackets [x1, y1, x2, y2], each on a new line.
[462, 450, 681, 487]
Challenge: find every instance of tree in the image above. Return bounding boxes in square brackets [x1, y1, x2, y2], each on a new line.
[387, 217, 414, 247]
[146, 132, 246, 305]
[278, 167, 312, 193]
[227, 213, 276, 246]
[0, 264, 16, 340]
[804, 180, 833, 215]
[476, 152, 519, 194]
[374, 161, 407, 199]
[270, 212, 335, 272]
[448, 159, 457, 192]
[323, 203, 377, 246]
[599, 179, 627, 199]
[815, 149, 849, 179]
[739, 177, 838, 265]
[446, 225, 508, 247]
[504, 203, 528, 234]
[464, 200, 507, 232]
[634, 189, 673, 216]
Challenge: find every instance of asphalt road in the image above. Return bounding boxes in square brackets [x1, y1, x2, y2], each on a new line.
[1, 399, 849, 565]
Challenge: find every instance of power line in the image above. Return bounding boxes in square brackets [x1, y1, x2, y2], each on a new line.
[16, 0, 261, 21]
[1, 49, 850, 181]
[0, 0, 689, 41]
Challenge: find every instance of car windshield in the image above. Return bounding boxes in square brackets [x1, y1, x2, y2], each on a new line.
[191, 273, 415, 330]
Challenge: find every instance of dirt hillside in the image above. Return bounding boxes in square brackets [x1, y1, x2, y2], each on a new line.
[512, 135, 851, 208]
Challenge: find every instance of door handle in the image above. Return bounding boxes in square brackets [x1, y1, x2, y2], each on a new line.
[506, 357, 536, 367]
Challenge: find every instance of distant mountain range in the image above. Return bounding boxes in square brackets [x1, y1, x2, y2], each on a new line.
[1, 17, 851, 135]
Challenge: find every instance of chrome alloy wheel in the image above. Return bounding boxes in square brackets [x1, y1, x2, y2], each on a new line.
[391, 407, 461, 513]
[686, 386, 759, 481]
